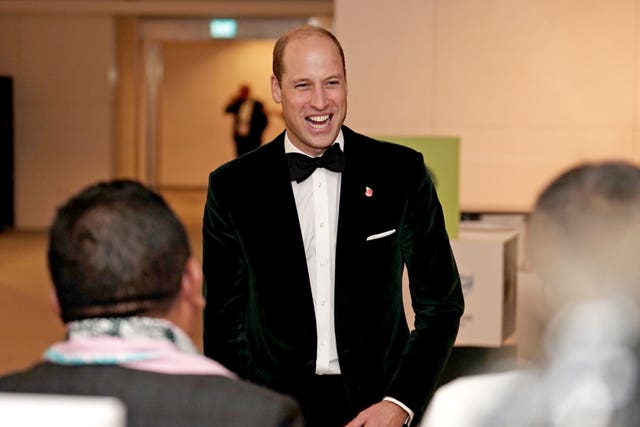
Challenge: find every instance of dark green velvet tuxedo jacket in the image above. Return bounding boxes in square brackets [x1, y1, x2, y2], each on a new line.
[203, 126, 464, 420]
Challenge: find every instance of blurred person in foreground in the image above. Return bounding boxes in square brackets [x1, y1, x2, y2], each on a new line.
[203, 24, 464, 427]
[0, 180, 303, 427]
[422, 161, 640, 427]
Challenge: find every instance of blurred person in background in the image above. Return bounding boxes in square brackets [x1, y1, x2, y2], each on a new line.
[225, 84, 268, 157]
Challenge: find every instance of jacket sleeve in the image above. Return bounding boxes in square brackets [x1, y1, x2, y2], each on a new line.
[385, 153, 465, 420]
[202, 171, 252, 378]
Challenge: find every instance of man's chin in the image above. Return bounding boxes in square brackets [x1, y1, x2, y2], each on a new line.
[307, 130, 340, 148]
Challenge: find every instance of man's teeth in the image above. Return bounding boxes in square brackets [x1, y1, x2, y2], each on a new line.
[308, 115, 330, 128]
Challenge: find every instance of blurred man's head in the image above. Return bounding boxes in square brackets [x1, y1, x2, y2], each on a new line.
[239, 84, 250, 100]
[528, 161, 640, 306]
[48, 180, 202, 326]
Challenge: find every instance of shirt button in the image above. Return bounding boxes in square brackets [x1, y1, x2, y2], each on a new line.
[319, 222, 325, 228]
[317, 181, 322, 188]
[320, 300, 326, 306]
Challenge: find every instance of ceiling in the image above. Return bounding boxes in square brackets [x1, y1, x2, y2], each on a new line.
[0, 0, 334, 17]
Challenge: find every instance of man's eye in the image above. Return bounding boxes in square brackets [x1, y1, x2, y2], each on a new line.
[295, 83, 309, 89]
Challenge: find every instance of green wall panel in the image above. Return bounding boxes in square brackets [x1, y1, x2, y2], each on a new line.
[381, 136, 460, 239]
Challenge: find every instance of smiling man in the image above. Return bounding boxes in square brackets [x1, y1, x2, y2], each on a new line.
[202, 25, 464, 427]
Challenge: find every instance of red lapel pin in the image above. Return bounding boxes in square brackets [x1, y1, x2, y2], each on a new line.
[365, 186, 373, 197]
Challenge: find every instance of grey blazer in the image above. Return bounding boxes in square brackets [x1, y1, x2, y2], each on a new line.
[0, 362, 304, 427]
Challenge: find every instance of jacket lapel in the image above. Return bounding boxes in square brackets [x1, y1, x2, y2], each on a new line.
[336, 127, 372, 254]
[254, 136, 318, 350]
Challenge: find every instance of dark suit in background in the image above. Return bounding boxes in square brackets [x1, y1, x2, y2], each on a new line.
[225, 84, 268, 157]
[203, 126, 464, 423]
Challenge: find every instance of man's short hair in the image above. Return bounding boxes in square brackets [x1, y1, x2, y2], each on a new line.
[272, 24, 346, 83]
[529, 161, 640, 296]
[48, 180, 191, 322]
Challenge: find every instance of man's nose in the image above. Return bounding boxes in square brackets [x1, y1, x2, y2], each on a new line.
[310, 87, 328, 109]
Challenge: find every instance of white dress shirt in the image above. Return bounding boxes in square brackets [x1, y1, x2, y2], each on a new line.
[284, 131, 343, 375]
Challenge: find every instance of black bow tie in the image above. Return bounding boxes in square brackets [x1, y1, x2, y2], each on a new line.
[286, 143, 345, 183]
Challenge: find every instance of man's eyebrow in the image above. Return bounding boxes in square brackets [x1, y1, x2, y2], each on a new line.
[324, 74, 343, 80]
[289, 77, 310, 84]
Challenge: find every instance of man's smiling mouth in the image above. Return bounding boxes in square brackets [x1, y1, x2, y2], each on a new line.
[307, 114, 332, 128]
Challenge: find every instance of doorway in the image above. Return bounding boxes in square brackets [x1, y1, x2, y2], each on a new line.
[158, 38, 283, 188]
[139, 17, 320, 189]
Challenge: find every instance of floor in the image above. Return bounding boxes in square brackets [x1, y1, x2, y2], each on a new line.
[0, 188, 208, 375]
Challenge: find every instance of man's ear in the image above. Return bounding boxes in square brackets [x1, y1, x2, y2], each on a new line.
[270, 74, 282, 104]
[49, 287, 61, 315]
[181, 257, 205, 309]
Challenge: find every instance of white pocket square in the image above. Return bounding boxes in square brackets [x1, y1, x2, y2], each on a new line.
[366, 229, 396, 241]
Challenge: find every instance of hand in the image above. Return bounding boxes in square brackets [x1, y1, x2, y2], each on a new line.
[343, 400, 408, 427]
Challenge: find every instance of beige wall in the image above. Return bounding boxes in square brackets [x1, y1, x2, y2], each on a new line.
[114, 16, 140, 180]
[158, 39, 284, 187]
[336, 0, 640, 211]
[4, 2, 640, 227]
[0, 14, 114, 228]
